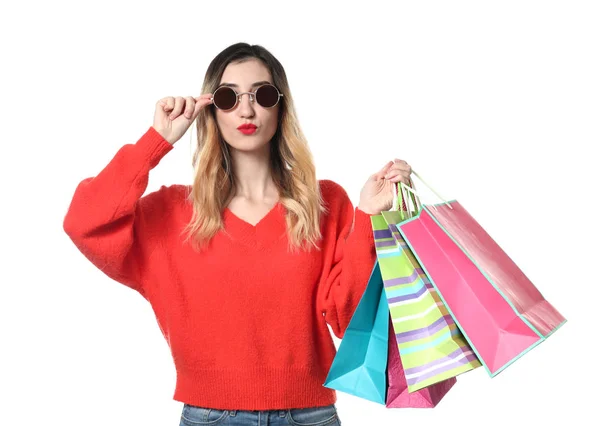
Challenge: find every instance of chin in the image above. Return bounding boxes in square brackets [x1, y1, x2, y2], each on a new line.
[227, 138, 272, 153]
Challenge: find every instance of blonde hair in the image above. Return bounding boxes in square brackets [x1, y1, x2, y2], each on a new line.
[181, 43, 326, 252]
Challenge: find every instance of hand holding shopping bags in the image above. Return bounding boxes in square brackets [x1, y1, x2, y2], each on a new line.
[324, 167, 566, 407]
[356, 159, 413, 215]
[324, 176, 470, 406]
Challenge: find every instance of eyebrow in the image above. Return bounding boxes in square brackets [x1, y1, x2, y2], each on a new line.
[218, 80, 272, 88]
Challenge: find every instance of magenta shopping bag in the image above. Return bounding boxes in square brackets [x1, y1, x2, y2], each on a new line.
[394, 173, 566, 377]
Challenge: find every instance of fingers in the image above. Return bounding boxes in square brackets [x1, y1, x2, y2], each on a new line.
[192, 94, 214, 118]
[372, 161, 393, 180]
[169, 97, 185, 119]
[384, 158, 412, 184]
[194, 93, 214, 102]
[158, 94, 214, 121]
[158, 96, 175, 112]
[183, 96, 196, 119]
[380, 160, 394, 174]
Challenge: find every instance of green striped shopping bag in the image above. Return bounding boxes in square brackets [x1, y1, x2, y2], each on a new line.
[371, 182, 481, 392]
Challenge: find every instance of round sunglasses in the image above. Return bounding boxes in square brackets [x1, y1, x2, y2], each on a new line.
[210, 84, 283, 111]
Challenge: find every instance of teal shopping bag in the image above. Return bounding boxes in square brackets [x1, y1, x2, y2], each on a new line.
[323, 262, 389, 404]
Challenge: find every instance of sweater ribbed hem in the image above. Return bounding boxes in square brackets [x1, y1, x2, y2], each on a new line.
[172, 366, 337, 411]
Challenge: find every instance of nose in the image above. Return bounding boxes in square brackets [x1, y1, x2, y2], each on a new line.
[237, 92, 255, 116]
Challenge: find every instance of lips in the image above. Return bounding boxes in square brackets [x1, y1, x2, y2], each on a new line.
[237, 124, 257, 130]
[237, 123, 257, 135]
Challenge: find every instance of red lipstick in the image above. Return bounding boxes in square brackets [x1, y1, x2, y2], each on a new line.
[237, 123, 257, 135]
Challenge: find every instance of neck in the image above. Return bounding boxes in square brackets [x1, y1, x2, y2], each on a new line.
[230, 145, 278, 202]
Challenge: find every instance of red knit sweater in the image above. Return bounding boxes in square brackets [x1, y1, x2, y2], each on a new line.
[63, 126, 377, 410]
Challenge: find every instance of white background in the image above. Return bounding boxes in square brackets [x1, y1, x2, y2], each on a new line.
[2, 1, 598, 425]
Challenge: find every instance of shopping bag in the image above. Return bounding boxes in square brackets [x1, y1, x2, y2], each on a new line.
[395, 171, 567, 376]
[373, 205, 481, 393]
[323, 262, 389, 404]
[325, 260, 457, 407]
[385, 316, 456, 408]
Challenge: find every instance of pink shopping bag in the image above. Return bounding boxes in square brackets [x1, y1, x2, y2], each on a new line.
[394, 173, 566, 376]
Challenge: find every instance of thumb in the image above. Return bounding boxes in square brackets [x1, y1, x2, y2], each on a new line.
[376, 161, 394, 179]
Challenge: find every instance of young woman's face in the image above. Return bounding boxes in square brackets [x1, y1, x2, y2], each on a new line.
[215, 59, 280, 153]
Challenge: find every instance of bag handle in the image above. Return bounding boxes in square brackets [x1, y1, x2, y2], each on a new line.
[391, 170, 453, 218]
[409, 170, 452, 207]
[392, 177, 420, 220]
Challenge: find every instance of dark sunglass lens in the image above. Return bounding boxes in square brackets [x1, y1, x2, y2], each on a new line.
[213, 87, 237, 110]
[256, 85, 279, 108]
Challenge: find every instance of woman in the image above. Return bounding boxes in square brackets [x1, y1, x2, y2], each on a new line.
[63, 42, 411, 426]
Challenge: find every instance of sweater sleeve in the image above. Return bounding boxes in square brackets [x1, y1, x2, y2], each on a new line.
[62, 126, 174, 297]
[317, 180, 377, 339]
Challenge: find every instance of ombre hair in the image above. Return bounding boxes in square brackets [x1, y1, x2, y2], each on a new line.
[181, 43, 326, 252]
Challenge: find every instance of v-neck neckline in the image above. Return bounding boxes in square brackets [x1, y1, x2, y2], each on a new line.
[224, 201, 281, 228]
[222, 201, 286, 250]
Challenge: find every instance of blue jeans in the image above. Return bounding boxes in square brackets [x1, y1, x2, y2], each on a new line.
[179, 403, 342, 426]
